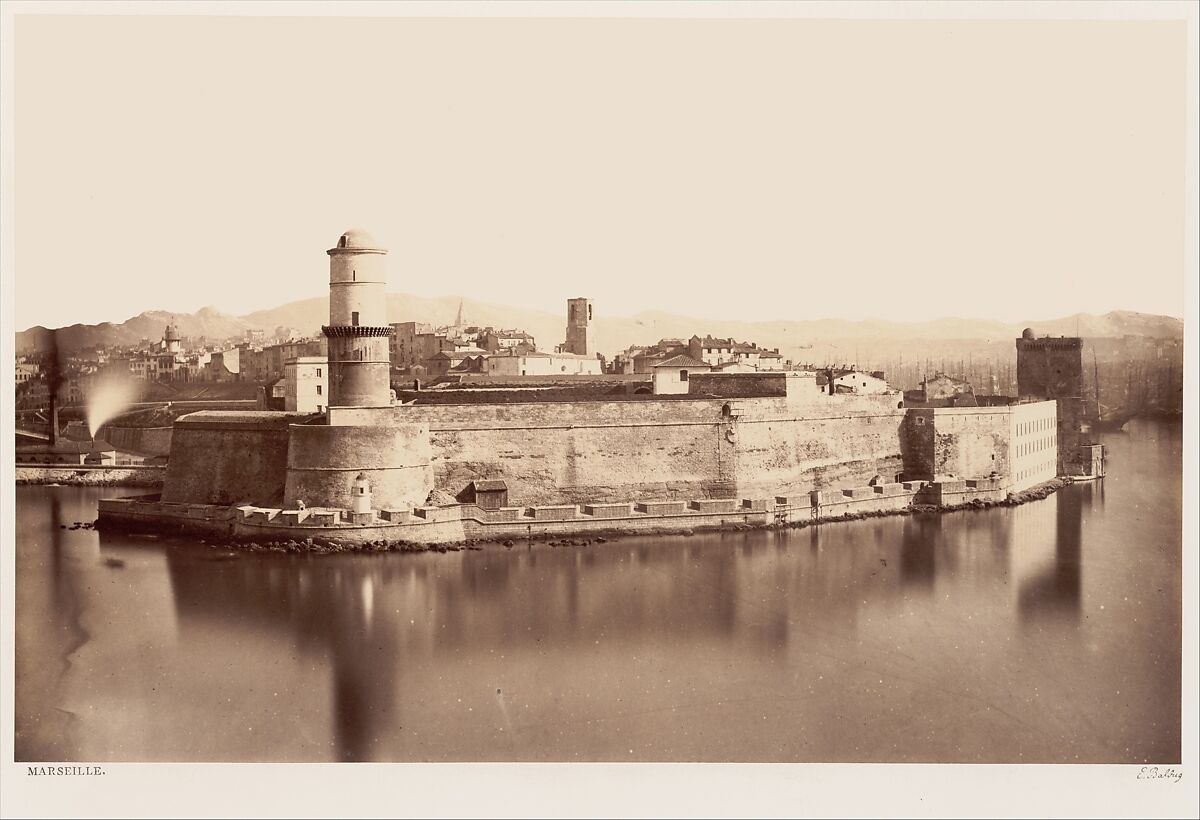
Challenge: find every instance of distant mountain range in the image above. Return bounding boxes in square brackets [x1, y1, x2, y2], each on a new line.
[16, 295, 1184, 361]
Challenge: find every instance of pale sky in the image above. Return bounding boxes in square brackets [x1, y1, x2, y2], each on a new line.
[13, 13, 1189, 329]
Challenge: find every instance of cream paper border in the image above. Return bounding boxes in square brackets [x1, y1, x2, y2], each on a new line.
[0, 2, 1195, 817]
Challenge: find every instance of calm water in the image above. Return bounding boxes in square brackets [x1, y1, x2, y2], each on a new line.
[15, 420, 1182, 763]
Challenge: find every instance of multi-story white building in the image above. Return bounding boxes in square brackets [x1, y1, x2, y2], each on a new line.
[484, 350, 602, 377]
[284, 356, 328, 413]
[15, 362, 39, 384]
[833, 371, 891, 395]
[1009, 399, 1058, 493]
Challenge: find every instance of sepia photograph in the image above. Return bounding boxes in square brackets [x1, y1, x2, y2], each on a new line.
[1, 1, 1196, 818]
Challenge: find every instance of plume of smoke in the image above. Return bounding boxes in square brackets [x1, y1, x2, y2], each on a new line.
[86, 373, 139, 438]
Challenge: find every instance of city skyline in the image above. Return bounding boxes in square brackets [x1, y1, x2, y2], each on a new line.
[12, 15, 1188, 329]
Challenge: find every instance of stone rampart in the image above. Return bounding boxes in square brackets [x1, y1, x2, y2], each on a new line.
[283, 423, 432, 510]
[160, 411, 308, 506]
[327, 393, 908, 506]
[96, 425, 173, 456]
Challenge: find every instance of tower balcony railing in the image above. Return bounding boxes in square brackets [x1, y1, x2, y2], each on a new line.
[321, 325, 395, 338]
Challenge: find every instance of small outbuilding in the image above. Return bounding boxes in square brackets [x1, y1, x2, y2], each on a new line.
[651, 355, 712, 395]
[457, 479, 509, 510]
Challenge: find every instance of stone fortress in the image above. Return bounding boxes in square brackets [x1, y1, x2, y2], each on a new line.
[98, 230, 1106, 545]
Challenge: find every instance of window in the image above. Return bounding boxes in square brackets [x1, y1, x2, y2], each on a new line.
[680, 369, 689, 382]
[352, 311, 359, 327]
[316, 368, 322, 377]
[352, 270, 356, 281]
[316, 385, 322, 396]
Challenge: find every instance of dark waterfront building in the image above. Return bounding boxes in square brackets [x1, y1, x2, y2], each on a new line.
[1016, 329, 1104, 478]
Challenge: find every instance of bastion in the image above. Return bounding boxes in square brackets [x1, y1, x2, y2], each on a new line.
[96, 229, 1085, 548]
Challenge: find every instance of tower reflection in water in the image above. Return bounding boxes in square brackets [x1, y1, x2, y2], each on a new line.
[1018, 482, 1094, 623]
[159, 539, 773, 762]
[138, 491, 1073, 763]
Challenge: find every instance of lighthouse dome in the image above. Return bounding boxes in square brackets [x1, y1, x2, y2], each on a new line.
[335, 229, 378, 249]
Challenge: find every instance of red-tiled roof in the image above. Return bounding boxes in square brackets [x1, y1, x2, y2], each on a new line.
[654, 355, 711, 369]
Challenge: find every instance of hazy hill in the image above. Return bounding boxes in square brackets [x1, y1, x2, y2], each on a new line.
[16, 295, 1184, 362]
[17, 307, 253, 354]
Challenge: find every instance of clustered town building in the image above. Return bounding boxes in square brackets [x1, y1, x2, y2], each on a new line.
[16, 266, 798, 419]
[79, 229, 1109, 547]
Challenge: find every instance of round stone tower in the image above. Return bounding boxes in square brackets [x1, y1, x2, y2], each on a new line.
[323, 229, 394, 407]
[164, 322, 181, 354]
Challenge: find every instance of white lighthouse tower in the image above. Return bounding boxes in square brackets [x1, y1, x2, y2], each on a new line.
[323, 229, 394, 407]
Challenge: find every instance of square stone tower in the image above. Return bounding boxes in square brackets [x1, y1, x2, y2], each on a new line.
[1016, 329, 1100, 477]
[563, 297, 593, 356]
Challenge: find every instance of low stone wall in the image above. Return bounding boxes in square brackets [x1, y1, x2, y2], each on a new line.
[95, 425, 173, 456]
[17, 465, 167, 487]
[97, 475, 1022, 546]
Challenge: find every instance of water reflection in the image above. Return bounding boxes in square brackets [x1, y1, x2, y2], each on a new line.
[1018, 483, 1092, 624]
[15, 420, 1183, 762]
[15, 491, 94, 760]
[899, 515, 938, 589]
[156, 535, 780, 761]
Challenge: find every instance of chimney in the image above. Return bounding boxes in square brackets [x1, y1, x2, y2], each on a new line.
[49, 393, 58, 446]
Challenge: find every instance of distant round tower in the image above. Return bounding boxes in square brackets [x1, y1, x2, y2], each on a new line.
[164, 323, 181, 355]
[323, 229, 394, 407]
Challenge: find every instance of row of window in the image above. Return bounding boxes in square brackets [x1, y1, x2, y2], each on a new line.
[1017, 434, 1056, 458]
[1017, 416, 1055, 437]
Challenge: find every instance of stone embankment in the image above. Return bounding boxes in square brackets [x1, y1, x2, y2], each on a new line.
[95, 476, 1073, 554]
[17, 465, 166, 488]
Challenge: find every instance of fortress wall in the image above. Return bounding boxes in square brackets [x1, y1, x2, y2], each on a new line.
[96, 425, 173, 456]
[389, 397, 737, 504]
[731, 397, 908, 496]
[325, 394, 910, 505]
[902, 406, 1015, 482]
[931, 407, 1013, 480]
[334, 398, 731, 428]
[154, 395, 918, 511]
[688, 372, 786, 397]
[284, 424, 433, 510]
[160, 413, 306, 506]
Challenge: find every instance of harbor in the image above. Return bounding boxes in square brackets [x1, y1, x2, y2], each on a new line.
[14, 420, 1181, 763]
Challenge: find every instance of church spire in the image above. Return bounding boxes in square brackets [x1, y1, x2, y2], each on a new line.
[454, 298, 465, 328]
